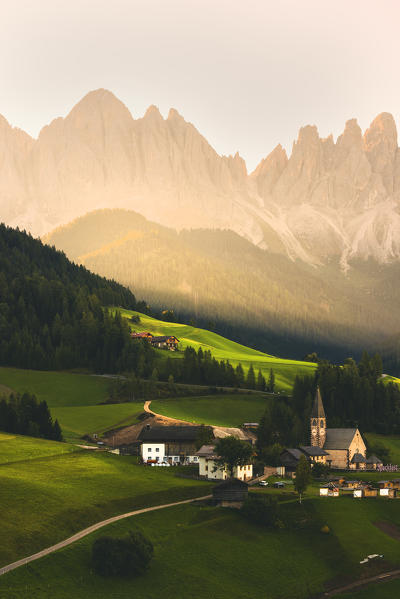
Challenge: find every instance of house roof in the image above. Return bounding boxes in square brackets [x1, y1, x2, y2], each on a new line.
[139, 425, 202, 442]
[282, 448, 303, 460]
[323, 428, 358, 450]
[196, 444, 218, 458]
[366, 454, 383, 464]
[311, 388, 326, 419]
[151, 336, 179, 343]
[131, 332, 153, 338]
[351, 452, 366, 463]
[299, 445, 329, 457]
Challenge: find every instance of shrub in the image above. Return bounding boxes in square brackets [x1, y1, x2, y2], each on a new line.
[241, 495, 279, 527]
[92, 531, 153, 577]
[311, 463, 330, 478]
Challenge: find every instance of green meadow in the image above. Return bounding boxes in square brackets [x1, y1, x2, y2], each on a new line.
[0, 367, 109, 407]
[2, 495, 400, 599]
[118, 308, 316, 392]
[0, 433, 212, 569]
[365, 433, 400, 465]
[0, 367, 143, 442]
[50, 404, 143, 441]
[150, 394, 269, 427]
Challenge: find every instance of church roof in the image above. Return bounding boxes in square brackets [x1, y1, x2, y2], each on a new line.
[311, 388, 326, 418]
[323, 428, 358, 450]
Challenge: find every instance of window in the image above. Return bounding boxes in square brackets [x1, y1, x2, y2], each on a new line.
[156, 448, 159, 452]
[148, 448, 151, 452]
[320, 420, 324, 427]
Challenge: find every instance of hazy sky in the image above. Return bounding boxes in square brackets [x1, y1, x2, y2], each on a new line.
[1, 0, 400, 170]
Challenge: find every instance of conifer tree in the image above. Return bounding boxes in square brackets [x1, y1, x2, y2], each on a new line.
[246, 364, 256, 389]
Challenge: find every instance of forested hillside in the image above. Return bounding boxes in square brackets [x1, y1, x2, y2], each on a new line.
[45, 209, 400, 361]
[0, 224, 153, 373]
[257, 352, 400, 458]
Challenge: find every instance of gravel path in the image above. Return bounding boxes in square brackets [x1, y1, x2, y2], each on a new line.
[0, 494, 211, 577]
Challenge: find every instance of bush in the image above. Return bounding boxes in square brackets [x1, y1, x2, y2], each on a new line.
[92, 531, 153, 577]
[241, 495, 279, 527]
[311, 462, 330, 478]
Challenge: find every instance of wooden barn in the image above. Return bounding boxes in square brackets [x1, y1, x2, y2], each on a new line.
[212, 478, 249, 508]
[150, 335, 179, 351]
[131, 331, 153, 340]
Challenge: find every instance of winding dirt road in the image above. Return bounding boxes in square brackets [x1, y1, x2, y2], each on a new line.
[0, 494, 211, 578]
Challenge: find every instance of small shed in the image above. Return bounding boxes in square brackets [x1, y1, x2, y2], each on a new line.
[380, 487, 397, 498]
[366, 455, 383, 470]
[320, 483, 339, 497]
[351, 452, 366, 470]
[377, 480, 393, 489]
[212, 478, 249, 508]
[364, 486, 378, 498]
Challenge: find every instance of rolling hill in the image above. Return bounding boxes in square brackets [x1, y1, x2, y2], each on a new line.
[118, 307, 316, 391]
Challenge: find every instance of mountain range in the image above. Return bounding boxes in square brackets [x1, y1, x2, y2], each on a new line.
[2, 89, 400, 269]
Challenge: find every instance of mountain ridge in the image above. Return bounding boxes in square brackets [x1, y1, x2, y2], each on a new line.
[44, 208, 400, 361]
[2, 89, 400, 267]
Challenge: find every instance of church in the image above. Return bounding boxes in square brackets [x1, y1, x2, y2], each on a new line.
[310, 388, 367, 469]
[280, 388, 367, 472]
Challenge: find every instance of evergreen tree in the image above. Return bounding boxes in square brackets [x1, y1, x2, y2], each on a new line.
[256, 369, 266, 391]
[268, 369, 275, 393]
[246, 364, 256, 389]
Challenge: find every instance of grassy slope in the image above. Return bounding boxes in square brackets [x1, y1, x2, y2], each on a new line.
[51, 404, 144, 441]
[365, 433, 400, 465]
[2, 496, 400, 599]
[119, 308, 316, 392]
[0, 434, 212, 568]
[0, 367, 143, 442]
[0, 367, 109, 407]
[0, 432, 78, 465]
[151, 395, 269, 427]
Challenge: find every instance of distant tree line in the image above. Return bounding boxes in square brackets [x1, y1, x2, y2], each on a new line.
[0, 392, 62, 440]
[159, 347, 274, 390]
[0, 224, 154, 373]
[257, 351, 400, 460]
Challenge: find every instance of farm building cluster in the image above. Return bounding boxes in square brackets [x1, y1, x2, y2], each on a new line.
[130, 331, 179, 350]
[319, 477, 400, 499]
[138, 424, 254, 481]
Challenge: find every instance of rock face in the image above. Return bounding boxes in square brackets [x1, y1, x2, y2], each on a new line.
[1, 89, 400, 266]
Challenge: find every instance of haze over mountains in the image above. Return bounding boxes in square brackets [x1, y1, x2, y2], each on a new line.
[2, 89, 400, 269]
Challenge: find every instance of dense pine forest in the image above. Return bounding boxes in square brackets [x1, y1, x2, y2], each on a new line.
[0, 224, 153, 373]
[257, 352, 400, 460]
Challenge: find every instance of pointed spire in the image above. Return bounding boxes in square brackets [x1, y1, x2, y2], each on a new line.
[311, 387, 325, 418]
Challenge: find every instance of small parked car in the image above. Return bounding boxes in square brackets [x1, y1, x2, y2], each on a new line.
[259, 480, 268, 487]
[273, 481, 285, 488]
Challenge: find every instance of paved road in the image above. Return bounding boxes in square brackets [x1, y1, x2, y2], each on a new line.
[320, 568, 400, 597]
[0, 494, 211, 578]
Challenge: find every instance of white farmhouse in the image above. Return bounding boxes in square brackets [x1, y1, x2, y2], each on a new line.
[141, 442, 166, 463]
[196, 445, 253, 481]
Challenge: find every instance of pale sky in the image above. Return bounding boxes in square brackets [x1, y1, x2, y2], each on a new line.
[1, 0, 400, 171]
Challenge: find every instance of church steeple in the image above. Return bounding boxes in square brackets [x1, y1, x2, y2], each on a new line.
[311, 387, 326, 448]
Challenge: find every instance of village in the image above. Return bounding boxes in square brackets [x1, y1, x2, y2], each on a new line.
[98, 388, 400, 506]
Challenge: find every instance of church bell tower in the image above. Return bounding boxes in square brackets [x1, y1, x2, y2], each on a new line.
[310, 387, 326, 448]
